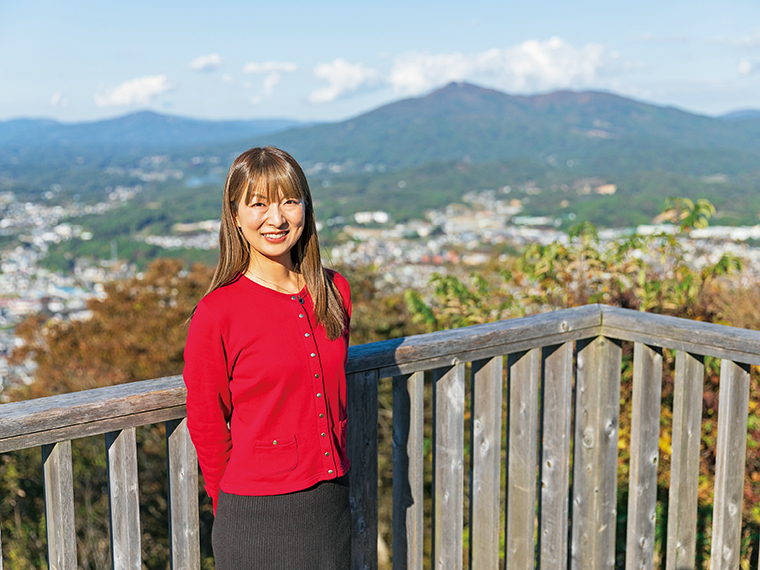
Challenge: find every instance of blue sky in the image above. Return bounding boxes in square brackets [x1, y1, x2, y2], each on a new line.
[2, 0, 760, 122]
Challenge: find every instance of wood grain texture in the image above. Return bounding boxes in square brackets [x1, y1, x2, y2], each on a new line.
[392, 372, 425, 570]
[348, 305, 602, 375]
[347, 369, 379, 570]
[166, 418, 200, 570]
[571, 337, 622, 570]
[106, 428, 141, 570]
[625, 344, 663, 570]
[42, 440, 77, 570]
[0, 375, 186, 453]
[601, 306, 760, 365]
[506, 349, 541, 570]
[538, 342, 574, 570]
[469, 356, 503, 570]
[710, 360, 751, 570]
[0, 406, 186, 453]
[666, 351, 704, 570]
[432, 363, 465, 570]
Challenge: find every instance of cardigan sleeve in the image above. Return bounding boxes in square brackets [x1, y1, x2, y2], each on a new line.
[183, 301, 233, 513]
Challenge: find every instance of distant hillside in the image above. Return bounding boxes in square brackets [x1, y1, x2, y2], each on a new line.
[0, 111, 308, 150]
[720, 109, 760, 121]
[238, 82, 760, 175]
[3, 82, 760, 238]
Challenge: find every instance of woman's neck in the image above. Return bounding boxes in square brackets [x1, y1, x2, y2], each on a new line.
[245, 258, 302, 294]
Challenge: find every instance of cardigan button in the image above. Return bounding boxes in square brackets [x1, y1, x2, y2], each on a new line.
[305, 332, 310, 337]
[325, 451, 330, 456]
[315, 373, 320, 378]
[328, 469, 334, 474]
[319, 413, 324, 418]
[290, 296, 296, 301]
[299, 297, 304, 304]
[316, 392, 322, 398]
[321, 432, 326, 437]
[272, 440, 277, 445]
[310, 352, 316, 358]
[298, 314, 304, 318]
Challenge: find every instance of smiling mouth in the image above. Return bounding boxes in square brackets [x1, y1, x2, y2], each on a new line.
[262, 230, 289, 239]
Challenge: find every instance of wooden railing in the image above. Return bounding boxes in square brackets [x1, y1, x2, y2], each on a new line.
[0, 304, 758, 570]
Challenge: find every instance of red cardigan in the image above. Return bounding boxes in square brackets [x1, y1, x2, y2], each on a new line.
[183, 272, 351, 511]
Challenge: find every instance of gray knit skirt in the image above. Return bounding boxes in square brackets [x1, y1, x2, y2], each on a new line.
[212, 475, 351, 570]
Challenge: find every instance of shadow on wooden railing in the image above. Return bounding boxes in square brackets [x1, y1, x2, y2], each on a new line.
[0, 304, 758, 570]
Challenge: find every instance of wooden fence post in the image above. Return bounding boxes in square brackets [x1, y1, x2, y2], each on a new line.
[539, 342, 574, 570]
[348, 369, 379, 570]
[626, 343, 663, 570]
[166, 418, 200, 570]
[392, 371, 425, 570]
[42, 440, 77, 570]
[711, 360, 751, 570]
[666, 351, 704, 570]
[106, 428, 141, 570]
[432, 362, 465, 570]
[571, 336, 622, 570]
[470, 356, 503, 570]
[506, 349, 541, 570]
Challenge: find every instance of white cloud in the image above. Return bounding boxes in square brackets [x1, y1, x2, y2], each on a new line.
[242, 61, 297, 74]
[94, 75, 173, 107]
[242, 61, 297, 103]
[735, 29, 760, 48]
[738, 59, 756, 75]
[309, 58, 379, 103]
[190, 53, 222, 72]
[388, 37, 623, 95]
[50, 91, 68, 107]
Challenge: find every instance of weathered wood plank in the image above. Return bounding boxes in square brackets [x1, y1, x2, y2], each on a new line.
[0, 376, 186, 442]
[470, 356, 503, 570]
[106, 428, 141, 570]
[601, 306, 760, 366]
[0, 406, 186, 454]
[571, 336, 622, 570]
[538, 342, 574, 570]
[348, 369, 379, 570]
[506, 349, 540, 570]
[666, 351, 704, 570]
[42, 440, 77, 570]
[625, 343, 663, 570]
[348, 305, 603, 375]
[392, 371, 425, 570]
[166, 418, 200, 570]
[432, 362, 465, 570]
[710, 360, 751, 570]
[374, 328, 596, 379]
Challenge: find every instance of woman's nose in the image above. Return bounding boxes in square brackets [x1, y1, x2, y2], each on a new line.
[266, 202, 285, 225]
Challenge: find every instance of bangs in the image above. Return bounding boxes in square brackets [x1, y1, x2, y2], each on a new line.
[242, 161, 306, 205]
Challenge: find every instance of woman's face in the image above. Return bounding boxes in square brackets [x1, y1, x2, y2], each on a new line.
[235, 190, 305, 268]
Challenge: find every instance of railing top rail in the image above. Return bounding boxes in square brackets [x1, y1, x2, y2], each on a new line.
[1, 304, 759, 452]
[0, 376, 186, 452]
[347, 304, 602, 375]
[601, 305, 760, 365]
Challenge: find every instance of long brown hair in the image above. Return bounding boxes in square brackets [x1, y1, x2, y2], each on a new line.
[204, 146, 347, 340]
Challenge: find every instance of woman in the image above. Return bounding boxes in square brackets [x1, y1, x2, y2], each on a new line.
[183, 146, 351, 570]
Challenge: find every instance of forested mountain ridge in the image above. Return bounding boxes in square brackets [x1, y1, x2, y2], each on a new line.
[3, 82, 760, 237]
[0, 112, 308, 150]
[228, 82, 760, 175]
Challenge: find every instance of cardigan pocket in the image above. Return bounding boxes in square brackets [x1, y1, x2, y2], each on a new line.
[253, 435, 299, 475]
